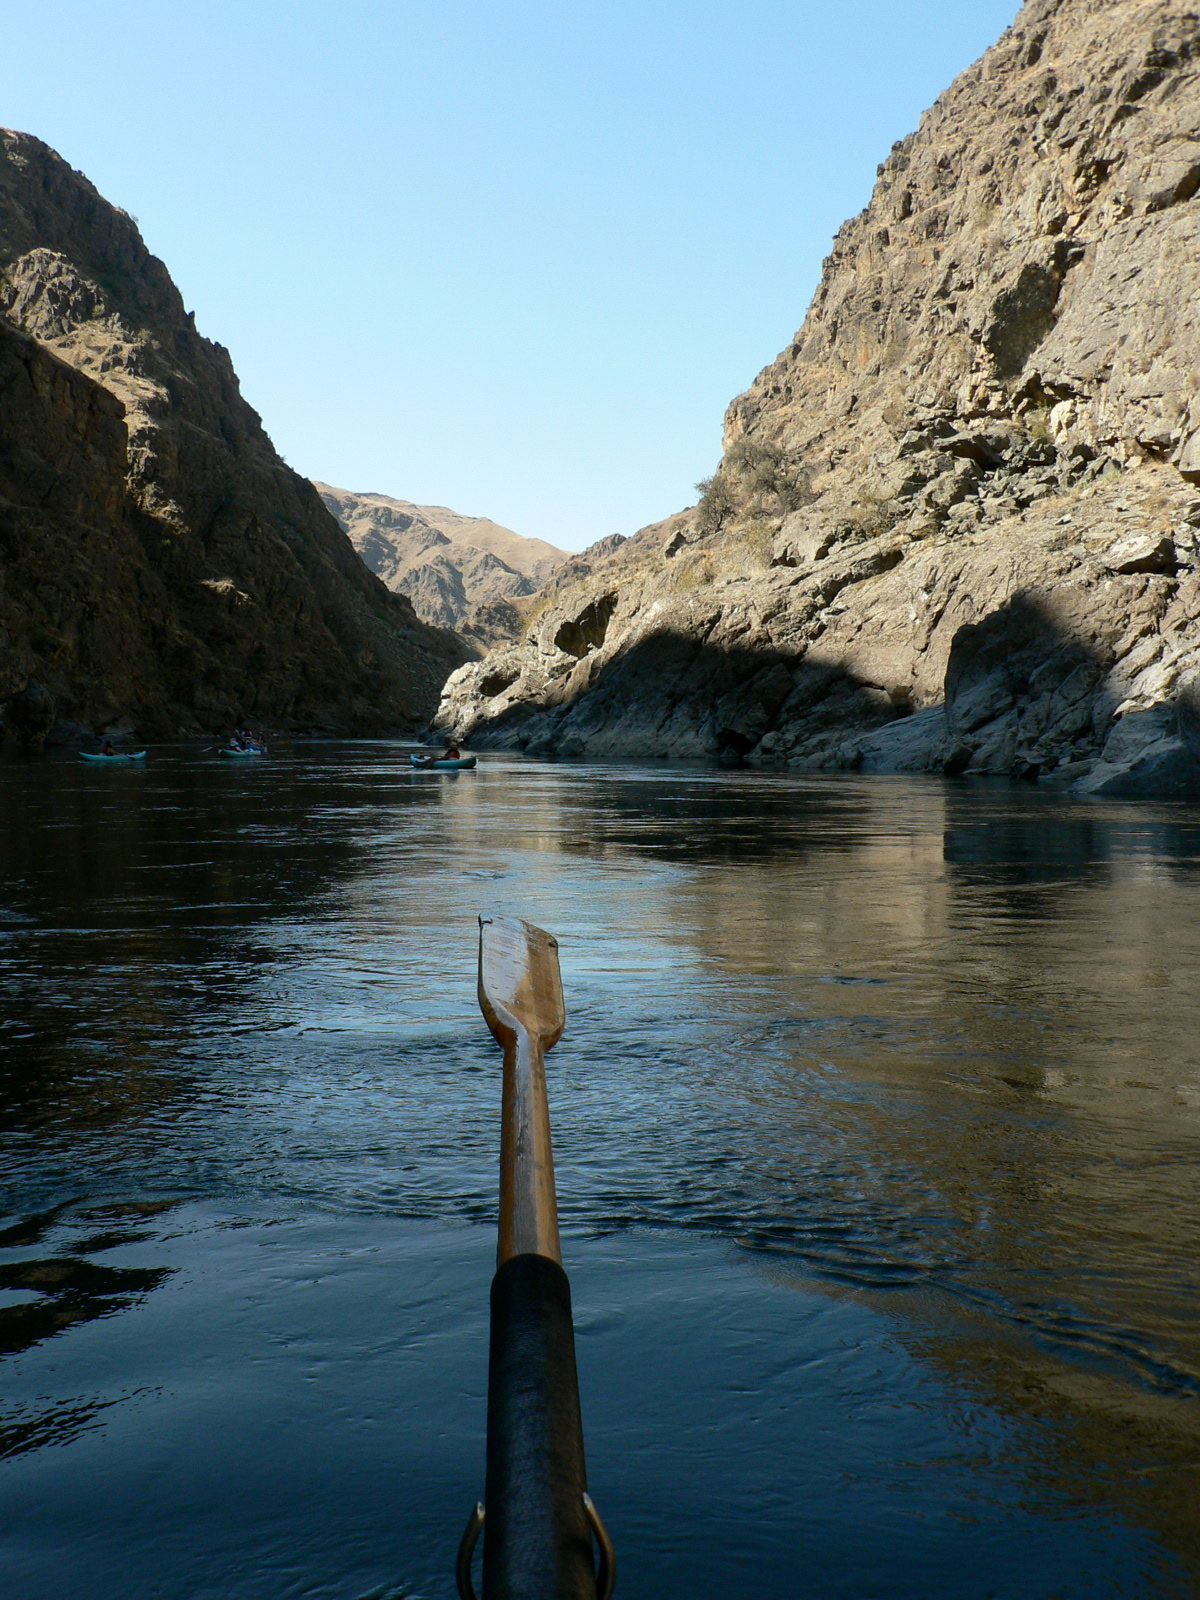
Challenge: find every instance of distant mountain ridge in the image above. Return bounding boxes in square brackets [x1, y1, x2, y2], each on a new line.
[316, 483, 566, 651]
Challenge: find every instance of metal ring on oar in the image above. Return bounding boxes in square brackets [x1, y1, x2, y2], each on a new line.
[584, 1493, 617, 1600]
[455, 1503, 485, 1600]
[455, 1494, 616, 1600]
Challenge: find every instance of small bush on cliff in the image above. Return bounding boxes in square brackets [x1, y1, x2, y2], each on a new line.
[695, 469, 737, 534]
[1024, 404, 1053, 445]
[695, 439, 812, 535]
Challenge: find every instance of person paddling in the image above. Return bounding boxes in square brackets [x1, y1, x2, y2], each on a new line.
[100, 739, 115, 756]
[415, 737, 462, 767]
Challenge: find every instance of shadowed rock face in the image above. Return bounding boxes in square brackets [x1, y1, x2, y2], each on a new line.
[439, 0, 1200, 796]
[0, 131, 467, 741]
[316, 483, 565, 652]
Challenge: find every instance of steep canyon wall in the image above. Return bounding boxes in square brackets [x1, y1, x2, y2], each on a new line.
[0, 131, 465, 742]
[439, 0, 1200, 797]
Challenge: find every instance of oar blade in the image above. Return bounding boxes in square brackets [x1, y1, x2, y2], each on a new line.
[478, 915, 566, 1051]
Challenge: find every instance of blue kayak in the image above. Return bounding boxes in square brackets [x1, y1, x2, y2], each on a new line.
[219, 746, 266, 758]
[79, 750, 147, 763]
[410, 754, 477, 770]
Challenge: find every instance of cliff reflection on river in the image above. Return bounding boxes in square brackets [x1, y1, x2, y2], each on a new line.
[1, 746, 1197, 1592]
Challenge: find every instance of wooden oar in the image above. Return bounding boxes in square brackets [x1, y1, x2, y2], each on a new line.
[456, 915, 615, 1600]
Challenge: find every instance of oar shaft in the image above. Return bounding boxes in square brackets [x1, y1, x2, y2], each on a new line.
[498, 1030, 562, 1266]
[471, 914, 608, 1600]
[484, 1252, 594, 1600]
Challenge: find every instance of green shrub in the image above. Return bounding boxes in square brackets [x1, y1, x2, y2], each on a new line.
[695, 471, 738, 535]
[694, 439, 812, 534]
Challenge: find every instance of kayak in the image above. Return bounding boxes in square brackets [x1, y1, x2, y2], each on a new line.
[79, 750, 147, 763]
[410, 754, 477, 770]
[219, 746, 266, 758]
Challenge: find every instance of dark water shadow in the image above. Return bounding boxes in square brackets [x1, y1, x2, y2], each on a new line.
[0, 1201, 176, 1453]
[0, 751, 447, 1129]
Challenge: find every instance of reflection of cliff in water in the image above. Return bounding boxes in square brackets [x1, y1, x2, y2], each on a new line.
[4, 754, 1198, 1574]
[0, 752, 447, 1131]
[554, 767, 882, 864]
[913, 1289, 1200, 1586]
[627, 777, 1200, 1307]
[549, 775, 1200, 1577]
[427, 769, 1200, 1369]
[0, 1202, 175, 1454]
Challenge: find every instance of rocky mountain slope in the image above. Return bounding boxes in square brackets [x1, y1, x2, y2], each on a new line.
[316, 483, 564, 651]
[438, 0, 1200, 797]
[0, 131, 465, 744]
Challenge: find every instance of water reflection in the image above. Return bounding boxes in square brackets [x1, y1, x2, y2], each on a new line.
[0, 1201, 175, 1461]
[2, 747, 1199, 1590]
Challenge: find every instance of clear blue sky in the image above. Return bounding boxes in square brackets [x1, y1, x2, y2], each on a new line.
[5, 1, 1020, 550]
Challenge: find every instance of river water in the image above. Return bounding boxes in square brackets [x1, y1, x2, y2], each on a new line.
[1, 744, 1198, 1598]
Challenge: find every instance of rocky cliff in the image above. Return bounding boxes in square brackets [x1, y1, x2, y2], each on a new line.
[438, 0, 1200, 797]
[316, 483, 565, 652]
[0, 131, 466, 743]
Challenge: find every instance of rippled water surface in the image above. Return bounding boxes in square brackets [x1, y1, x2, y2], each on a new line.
[2, 744, 1199, 1597]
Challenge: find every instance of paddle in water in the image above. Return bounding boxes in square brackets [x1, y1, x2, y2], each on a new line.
[456, 914, 615, 1600]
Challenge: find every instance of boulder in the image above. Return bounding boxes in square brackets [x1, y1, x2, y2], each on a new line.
[5, 680, 56, 748]
[1103, 533, 1179, 576]
[772, 513, 835, 568]
[1075, 703, 1200, 797]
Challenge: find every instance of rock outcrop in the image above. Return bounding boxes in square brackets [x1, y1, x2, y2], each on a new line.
[0, 131, 466, 742]
[437, 0, 1200, 797]
[317, 483, 565, 651]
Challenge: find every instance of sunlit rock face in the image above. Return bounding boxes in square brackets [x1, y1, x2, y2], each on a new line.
[0, 130, 466, 741]
[316, 483, 565, 654]
[439, 0, 1200, 796]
